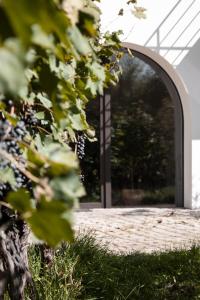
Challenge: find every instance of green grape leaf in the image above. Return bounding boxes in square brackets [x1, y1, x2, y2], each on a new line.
[27, 200, 74, 246]
[37, 93, 52, 109]
[35, 111, 45, 120]
[67, 26, 92, 55]
[0, 44, 27, 95]
[7, 189, 33, 214]
[69, 113, 88, 131]
[0, 167, 16, 188]
[50, 173, 85, 202]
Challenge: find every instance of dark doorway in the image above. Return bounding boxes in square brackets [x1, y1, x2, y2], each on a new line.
[82, 48, 184, 208]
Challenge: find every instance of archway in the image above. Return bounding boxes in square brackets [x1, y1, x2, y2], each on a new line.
[81, 44, 191, 208]
[122, 43, 191, 208]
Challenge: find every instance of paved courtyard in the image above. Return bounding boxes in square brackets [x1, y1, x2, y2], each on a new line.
[74, 208, 200, 254]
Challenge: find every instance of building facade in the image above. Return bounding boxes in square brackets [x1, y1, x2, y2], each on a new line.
[82, 0, 200, 209]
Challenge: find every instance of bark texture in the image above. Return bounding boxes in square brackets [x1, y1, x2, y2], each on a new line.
[0, 206, 35, 300]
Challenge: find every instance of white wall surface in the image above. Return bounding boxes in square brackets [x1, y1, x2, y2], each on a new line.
[99, 0, 200, 208]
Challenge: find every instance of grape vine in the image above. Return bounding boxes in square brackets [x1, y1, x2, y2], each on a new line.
[0, 0, 143, 297]
[0, 0, 122, 247]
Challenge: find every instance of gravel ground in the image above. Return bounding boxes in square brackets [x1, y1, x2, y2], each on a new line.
[74, 208, 200, 253]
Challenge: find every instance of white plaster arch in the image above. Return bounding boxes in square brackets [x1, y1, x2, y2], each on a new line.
[123, 42, 192, 208]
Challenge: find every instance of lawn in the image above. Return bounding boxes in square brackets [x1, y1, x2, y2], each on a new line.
[28, 235, 200, 300]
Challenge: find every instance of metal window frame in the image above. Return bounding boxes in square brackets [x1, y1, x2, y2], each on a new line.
[100, 94, 112, 208]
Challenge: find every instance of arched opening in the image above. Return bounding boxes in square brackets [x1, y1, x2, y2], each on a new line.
[110, 49, 183, 207]
[80, 44, 191, 208]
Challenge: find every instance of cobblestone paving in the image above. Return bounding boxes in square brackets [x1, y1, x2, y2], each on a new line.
[74, 208, 200, 253]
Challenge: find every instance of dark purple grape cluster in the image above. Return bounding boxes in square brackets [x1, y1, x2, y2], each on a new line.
[0, 119, 31, 200]
[0, 182, 10, 200]
[21, 107, 39, 127]
[77, 133, 86, 160]
[0, 120, 26, 152]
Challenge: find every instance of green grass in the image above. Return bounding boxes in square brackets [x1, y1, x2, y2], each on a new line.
[28, 235, 200, 300]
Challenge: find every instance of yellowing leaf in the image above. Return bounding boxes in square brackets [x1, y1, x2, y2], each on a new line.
[132, 7, 147, 19]
[62, 0, 83, 25]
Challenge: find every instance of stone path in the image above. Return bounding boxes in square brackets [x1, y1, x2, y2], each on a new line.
[74, 208, 200, 254]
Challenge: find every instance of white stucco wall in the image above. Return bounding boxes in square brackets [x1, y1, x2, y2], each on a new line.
[99, 0, 200, 208]
[177, 40, 200, 208]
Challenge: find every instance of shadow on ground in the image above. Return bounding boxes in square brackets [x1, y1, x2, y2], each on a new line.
[29, 234, 200, 300]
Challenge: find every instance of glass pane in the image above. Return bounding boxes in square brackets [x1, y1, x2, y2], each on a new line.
[111, 52, 175, 207]
[80, 98, 101, 203]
